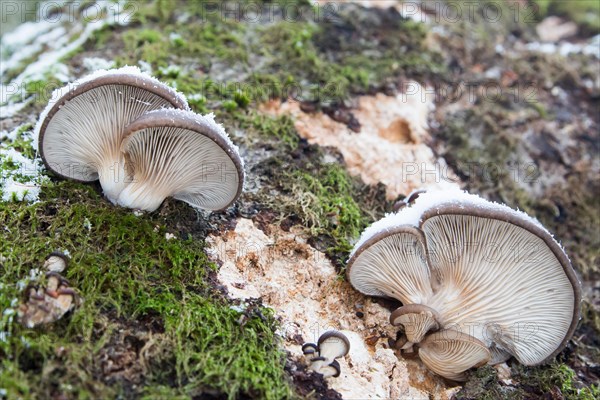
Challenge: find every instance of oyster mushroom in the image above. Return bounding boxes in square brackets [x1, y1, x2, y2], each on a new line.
[304, 331, 350, 378]
[418, 329, 491, 381]
[347, 189, 581, 378]
[116, 109, 244, 212]
[35, 66, 189, 203]
[302, 342, 318, 356]
[310, 357, 341, 378]
[390, 303, 441, 345]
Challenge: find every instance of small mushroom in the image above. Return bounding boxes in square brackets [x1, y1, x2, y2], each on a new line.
[317, 331, 351, 363]
[303, 331, 350, 377]
[390, 304, 441, 344]
[315, 359, 341, 378]
[115, 109, 244, 212]
[418, 329, 491, 381]
[393, 188, 427, 212]
[35, 66, 189, 203]
[302, 342, 318, 356]
[17, 253, 79, 328]
[347, 189, 581, 377]
[43, 252, 69, 273]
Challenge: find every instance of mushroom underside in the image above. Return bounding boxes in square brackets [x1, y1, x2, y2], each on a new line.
[418, 329, 491, 381]
[347, 191, 581, 377]
[390, 304, 441, 344]
[40, 83, 184, 202]
[117, 110, 243, 212]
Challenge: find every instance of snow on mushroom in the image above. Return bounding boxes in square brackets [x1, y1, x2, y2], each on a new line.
[347, 189, 581, 381]
[116, 109, 244, 212]
[35, 66, 189, 203]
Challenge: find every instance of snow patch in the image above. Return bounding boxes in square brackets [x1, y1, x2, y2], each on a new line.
[521, 35, 600, 58]
[0, 125, 48, 203]
[1, 0, 133, 117]
[82, 57, 116, 72]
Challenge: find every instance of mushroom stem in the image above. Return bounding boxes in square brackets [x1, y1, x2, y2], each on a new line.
[309, 356, 327, 375]
[116, 180, 167, 212]
[390, 304, 441, 344]
[97, 155, 131, 203]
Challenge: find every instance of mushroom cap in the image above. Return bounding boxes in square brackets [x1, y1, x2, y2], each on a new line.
[347, 189, 581, 366]
[320, 359, 341, 378]
[390, 304, 441, 344]
[35, 66, 188, 201]
[393, 188, 427, 212]
[347, 225, 434, 305]
[317, 331, 351, 361]
[302, 343, 318, 355]
[308, 357, 342, 378]
[390, 332, 409, 351]
[418, 329, 491, 381]
[43, 252, 69, 273]
[116, 109, 244, 212]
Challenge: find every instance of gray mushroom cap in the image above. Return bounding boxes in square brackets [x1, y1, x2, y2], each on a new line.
[302, 343, 318, 355]
[318, 359, 341, 378]
[347, 189, 581, 367]
[418, 329, 491, 381]
[116, 109, 244, 212]
[317, 331, 351, 362]
[35, 66, 189, 203]
[390, 304, 441, 344]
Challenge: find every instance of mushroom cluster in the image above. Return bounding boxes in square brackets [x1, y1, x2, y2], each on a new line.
[302, 331, 350, 378]
[347, 189, 581, 381]
[18, 252, 79, 328]
[35, 66, 244, 212]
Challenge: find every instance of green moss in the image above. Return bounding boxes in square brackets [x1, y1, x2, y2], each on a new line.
[0, 181, 293, 399]
[513, 362, 599, 400]
[458, 362, 600, 400]
[456, 365, 520, 400]
[121, 29, 171, 67]
[275, 162, 371, 261]
[239, 112, 300, 149]
[15, 76, 62, 107]
[1, 124, 35, 159]
[111, 0, 443, 111]
[534, 0, 600, 35]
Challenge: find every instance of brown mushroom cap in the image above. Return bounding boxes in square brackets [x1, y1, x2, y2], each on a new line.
[116, 109, 244, 212]
[418, 329, 491, 381]
[35, 66, 188, 202]
[347, 189, 581, 367]
[390, 304, 441, 344]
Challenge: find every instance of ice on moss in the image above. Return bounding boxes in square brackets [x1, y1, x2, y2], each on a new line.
[1, 0, 133, 117]
[82, 57, 116, 72]
[138, 60, 153, 74]
[158, 65, 181, 77]
[1, 125, 48, 204]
